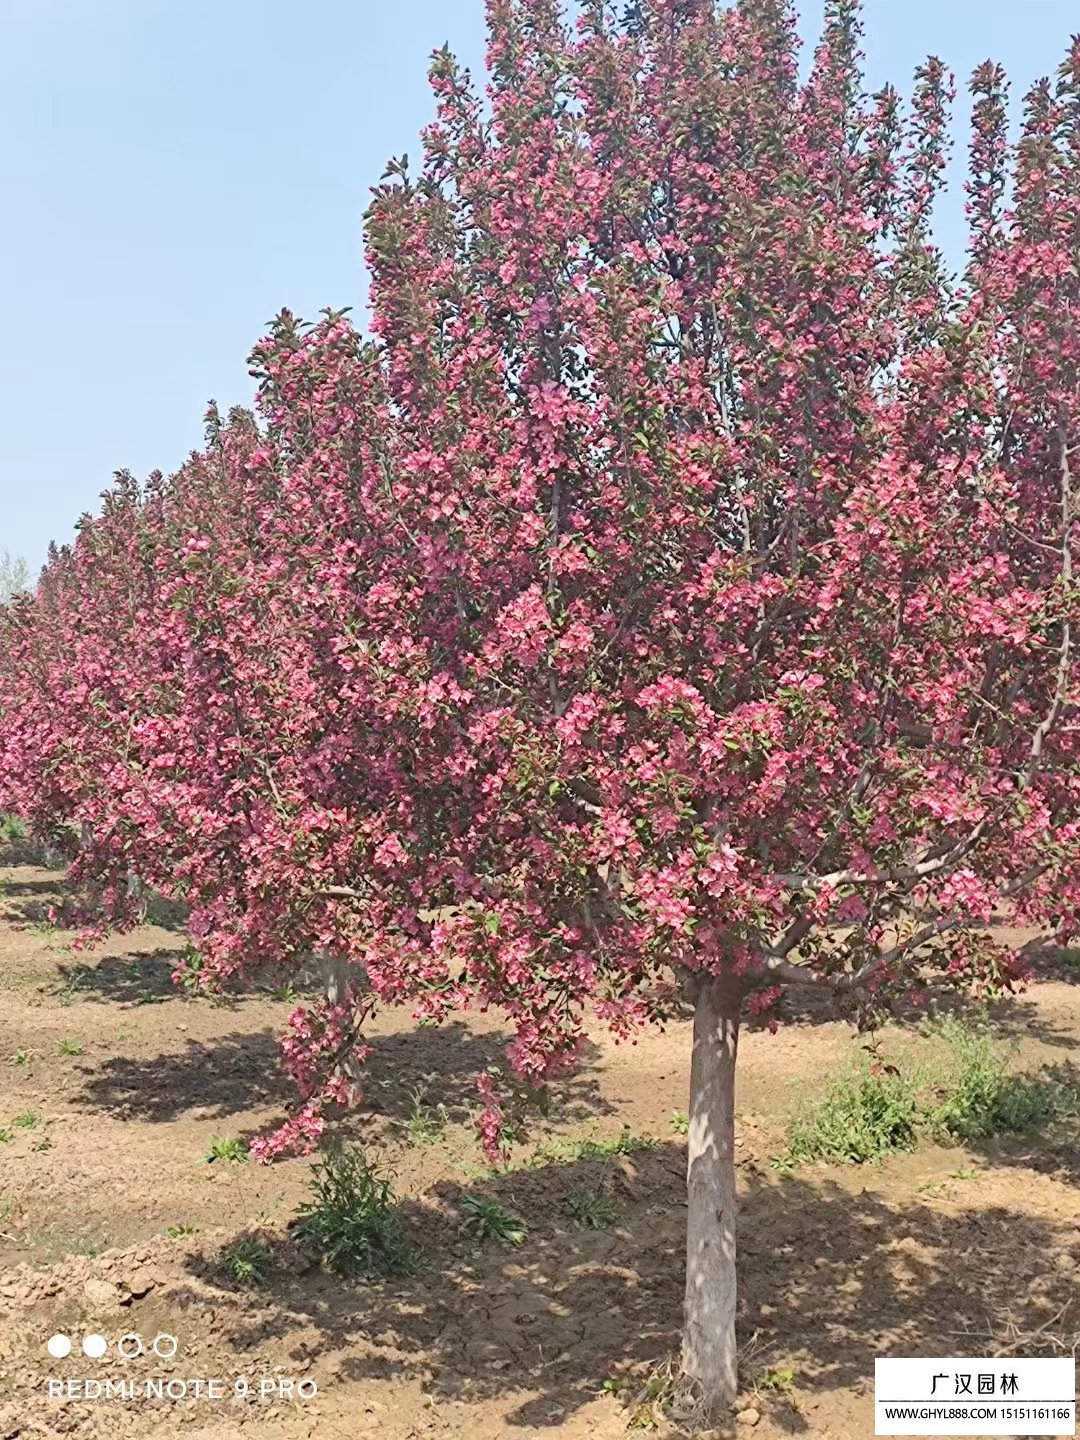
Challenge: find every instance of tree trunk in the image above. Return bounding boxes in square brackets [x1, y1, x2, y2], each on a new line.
[320, 952, 363, 1083]
[681, 973, 742, 1418]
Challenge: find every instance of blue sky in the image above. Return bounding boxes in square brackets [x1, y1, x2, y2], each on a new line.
[2, 0, 1077, 576]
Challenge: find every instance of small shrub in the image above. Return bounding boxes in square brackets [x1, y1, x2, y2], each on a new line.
[927, 1023, 1079, 1140]
[459, 1194, 528, 1245]
[293, 1146, 415, 1277]
[203, 1137, 248, 1164]
[670, 1110, 689, 1135]
[783, 1066, 918, 1166]
[0, 815, 27, 845]
[220, 1236, 273, 1287]
[565, 1186, 619, 1230]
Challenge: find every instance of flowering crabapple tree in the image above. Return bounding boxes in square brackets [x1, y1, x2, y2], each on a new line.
[2, 0, 1079, 1418]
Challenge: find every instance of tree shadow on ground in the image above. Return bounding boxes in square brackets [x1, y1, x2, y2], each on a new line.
[965, 1115, 1080, 1188]
[0, 877, 60, 898]
[73, 1021, 614, 1131]
[48, 952, 318, 1010]
[934, 992, 1080, 1052]
[52, 951, 183, 1006]
[360, 1024, 613, 1129]
[0, 841, 64, 869]
[171, 1143, 1078, 1433]
[1021, 936, 1080, 985]
[73, 1030, 291, 1122]
[756, 977, 1079, 1050]
[3, 896, 60, 927]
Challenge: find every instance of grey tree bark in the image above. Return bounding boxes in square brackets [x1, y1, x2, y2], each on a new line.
[320, 952, 364, 1083]
[681, 973, 742, 1417]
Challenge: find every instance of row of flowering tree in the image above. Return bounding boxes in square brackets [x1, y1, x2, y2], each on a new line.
[2, 0, 1077, 1417]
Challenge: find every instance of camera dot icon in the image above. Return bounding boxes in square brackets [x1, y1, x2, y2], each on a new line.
[82, 1334, 108, 1359]
[46, 1334, 72, 1359]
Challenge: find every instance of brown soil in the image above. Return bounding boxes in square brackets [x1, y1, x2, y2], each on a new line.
[0, 859, 1076, 1439]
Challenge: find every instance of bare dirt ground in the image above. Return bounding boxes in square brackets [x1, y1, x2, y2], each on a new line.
[0, 856, 1076, 1439]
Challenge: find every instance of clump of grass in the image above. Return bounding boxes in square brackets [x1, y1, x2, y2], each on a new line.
[576, 1127, 654, 1159]
[781, 1065, 919, 1167]
[565, 1186, 619, 1230]
[203, 1137, 248, 1164]
[220, 1236, 273, 1287]
[670, 1110, 689, 1136]
[293, 1146, 415, 1277]
[56, 976, 84, 1007]
[396, 1085, 448, 1145]
[11, 1109, 43, 1130]
[10, 1049, 35, 1067]
[925, 1018, 1079, 1141]
[56, 1039, 83, 1057]
[535, 1126, 656, 1166]
[265, 982, 301, 1003]
[27, 1228, 105, 1263]
[167, 1223, 199, 1239]
[459, 1194, 528, 1245]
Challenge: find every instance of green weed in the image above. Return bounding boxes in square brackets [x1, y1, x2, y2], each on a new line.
[202, 1137, 248, 1164]
[220, 1236, 273, 1287]
[459, 1194, 528, 1245]
[756, 1364, 796, 1394]
[293, 1146, 415, 1277]
[781, 1066, 918, 1166]
[565, 1186, 619, 1230]
[924, 1019, 1079, 1141]
[396, 1085, 448, 1145]
[534, 1126, 656, 1165]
